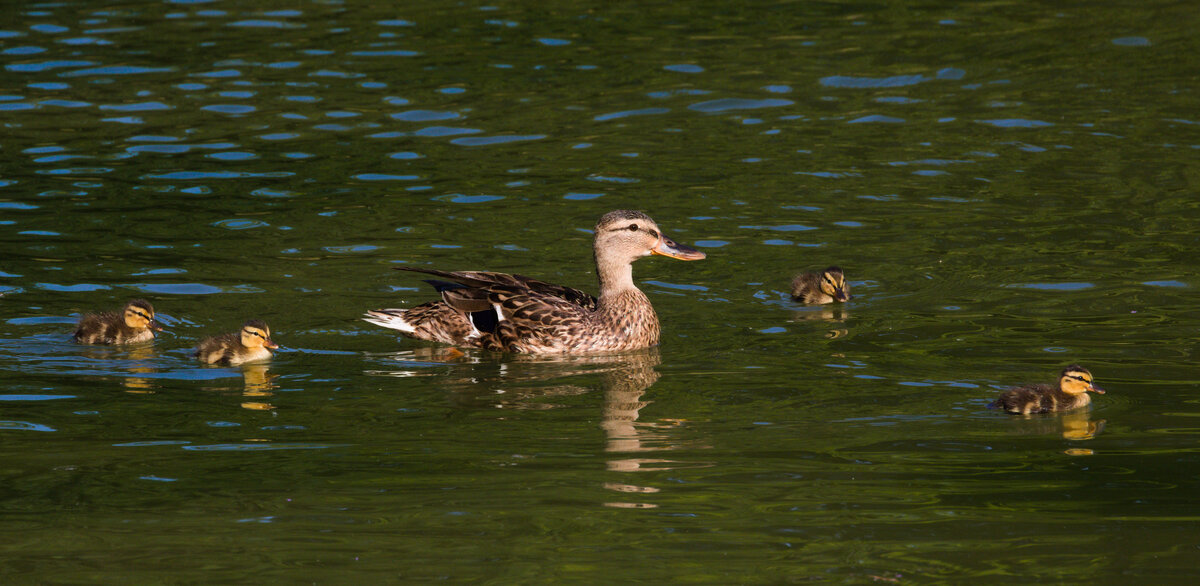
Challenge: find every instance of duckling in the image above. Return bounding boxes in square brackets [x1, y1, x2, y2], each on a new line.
[791, 266, 851, 304]
[989, 365, 1105, 415]
[194, 320, 278, 365]
[73, 299, 161, 345]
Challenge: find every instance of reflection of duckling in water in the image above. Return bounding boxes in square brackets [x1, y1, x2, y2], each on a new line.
[194, 320, 278, 365]
[1060, 409, 1105, 441]
[791, 267, 851, 304]
[239, 363, 279, 411]
[989, 365, 1104, 415]
[73, 299, 161, 345]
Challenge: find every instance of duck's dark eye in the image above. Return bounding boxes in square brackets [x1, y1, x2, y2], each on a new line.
[627, 224, 639, 231]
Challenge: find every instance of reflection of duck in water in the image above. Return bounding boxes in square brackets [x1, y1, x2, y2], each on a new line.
[363, 210, 705, 353]
[989, 365, 1104, 414]
[374, 348, 661, 411]
[790, 267, 851, 304]
[194, 320, 278, 365]
[74, 299, 161, 345]
[600, 350, 672, 457]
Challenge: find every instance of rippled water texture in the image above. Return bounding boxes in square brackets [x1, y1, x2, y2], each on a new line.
[3, 0, 1200, 582]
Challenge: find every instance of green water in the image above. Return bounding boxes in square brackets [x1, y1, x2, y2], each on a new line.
[3, 0, 1200, 582]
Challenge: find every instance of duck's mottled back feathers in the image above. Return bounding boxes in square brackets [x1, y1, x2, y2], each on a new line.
[396, 267, 598, 311]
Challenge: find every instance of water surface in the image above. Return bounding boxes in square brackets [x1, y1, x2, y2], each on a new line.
[2, 0, 1200, 582]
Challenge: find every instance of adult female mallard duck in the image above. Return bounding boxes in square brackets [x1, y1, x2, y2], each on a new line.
[73, 299, 161, 345]
[791, 266, 851, 304]
[363, 210, 706, 353]
[989, 365, 1105, 414]
[194, 320, 278, 365]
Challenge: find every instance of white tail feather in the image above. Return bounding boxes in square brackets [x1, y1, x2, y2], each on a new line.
[363, 309, 416, 334]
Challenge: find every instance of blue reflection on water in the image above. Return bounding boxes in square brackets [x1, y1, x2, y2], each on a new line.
[0, 421, 56, 432]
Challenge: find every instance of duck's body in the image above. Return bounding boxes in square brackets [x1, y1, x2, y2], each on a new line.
[73, 299, 160, 345]
[989, 365, 1104, 415]
[195, 320, 278, 365]
[363, 210, 705, 354]
[791, 267, 851, 304]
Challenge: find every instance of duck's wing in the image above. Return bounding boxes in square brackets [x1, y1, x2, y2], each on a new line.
[483, 285, 597, 352]
[396, 267, 598, 352]
[396, 267, 597, 311]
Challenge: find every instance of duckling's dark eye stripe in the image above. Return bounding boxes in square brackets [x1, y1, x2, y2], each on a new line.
[131, 310, 151, 320]
[244, 329, 267, 340]
[1067, 374, 1091, 383]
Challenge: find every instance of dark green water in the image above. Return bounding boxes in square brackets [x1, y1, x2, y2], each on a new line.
[3, 0, 1199, 582]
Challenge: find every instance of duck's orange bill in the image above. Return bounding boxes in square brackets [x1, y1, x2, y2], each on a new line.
[1090, 385, 1105, 394]
[264, 339, 279, 349]
[652, 236, 706, 261]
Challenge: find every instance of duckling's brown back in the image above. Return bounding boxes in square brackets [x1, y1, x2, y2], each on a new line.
[75, 312, 130, 344]
[790, 272, 823, 302]
[194, 333, 241, 365]
[990, 384, 1066, 414]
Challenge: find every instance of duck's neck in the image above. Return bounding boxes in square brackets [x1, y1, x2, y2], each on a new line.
[595, 251, 639, 301]
[595, 252, 656, 317]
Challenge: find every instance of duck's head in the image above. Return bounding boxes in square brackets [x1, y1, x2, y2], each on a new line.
[122, 299, 162, 331]
[240, 320, 279, 350]
[1059, 365, 1103, 395]
[819, 267, 851, 302]
[593, 210, 706, 265]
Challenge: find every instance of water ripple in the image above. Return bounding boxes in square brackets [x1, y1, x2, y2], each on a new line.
[450, 134, 546, 147]
[412, 126, 482, 137]
[0, 420, 56, 432]
[61, 65, 174, 77]
[821, 74, 928, 88]
[688, 98, 793, 113]
[182, 443, 347, 451]
[977, 119, 1054, 128]
[594, 108, 669, 121]
[392, 109, 461, 122]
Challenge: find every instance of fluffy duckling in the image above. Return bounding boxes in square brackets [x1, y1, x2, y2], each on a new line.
[194, 320, 278, 365]
[73, 299, 161, 345]
[791, 266, 851, 304]
[989, 365, 1105, 415]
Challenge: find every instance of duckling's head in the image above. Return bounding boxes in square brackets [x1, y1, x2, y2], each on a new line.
[593, 210, 706, 266]
[239, 320, 279, 350]
[1059, 365, 1104, 395]
[819, 267, 851, 302]
[122, 299, 161, 330]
